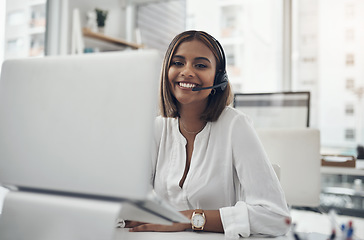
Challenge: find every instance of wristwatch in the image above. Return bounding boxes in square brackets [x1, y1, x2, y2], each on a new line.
[191, 209, 206, 231]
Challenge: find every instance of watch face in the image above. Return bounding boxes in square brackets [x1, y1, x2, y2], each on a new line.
[192, 214, 205, 228]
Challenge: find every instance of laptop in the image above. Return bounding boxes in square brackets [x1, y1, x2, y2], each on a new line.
[256, 128, 321, 207]
[0, 51, 189, 240]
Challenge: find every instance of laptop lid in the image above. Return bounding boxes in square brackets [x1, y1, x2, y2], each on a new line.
[0, 50, 161, 201]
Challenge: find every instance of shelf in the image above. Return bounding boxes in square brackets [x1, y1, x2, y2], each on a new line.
[321, 159, 364, 176]
[82, 28, 143, 50]
[321, 166, 364, 176]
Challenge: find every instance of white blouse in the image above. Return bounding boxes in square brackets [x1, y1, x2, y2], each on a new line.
[151, 106, 290, 239]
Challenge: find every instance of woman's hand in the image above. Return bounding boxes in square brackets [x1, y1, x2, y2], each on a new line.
[127, 210, 193, 232]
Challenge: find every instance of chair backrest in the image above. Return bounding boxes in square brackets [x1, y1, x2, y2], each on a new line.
[272, 164, 281, 181]
[256, 128, 321, 207]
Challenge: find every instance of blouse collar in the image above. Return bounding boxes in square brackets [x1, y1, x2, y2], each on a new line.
[173, 118, 211, 145]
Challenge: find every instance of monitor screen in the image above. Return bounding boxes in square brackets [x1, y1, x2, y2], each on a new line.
[234, 92, 310, 128]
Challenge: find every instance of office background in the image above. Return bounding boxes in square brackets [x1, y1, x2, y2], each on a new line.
[0, 0, 363, 236]
[1, 0, 363, 156]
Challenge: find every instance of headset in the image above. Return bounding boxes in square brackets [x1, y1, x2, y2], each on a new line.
[192, 37, 229, 92]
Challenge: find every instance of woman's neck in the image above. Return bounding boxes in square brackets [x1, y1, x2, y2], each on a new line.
[178, 101, 206, 121]
[178, 103, 207, 134]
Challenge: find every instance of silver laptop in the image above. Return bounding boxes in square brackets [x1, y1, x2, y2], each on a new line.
[0, 51, 188, 240]
[256, 128, 321, 207]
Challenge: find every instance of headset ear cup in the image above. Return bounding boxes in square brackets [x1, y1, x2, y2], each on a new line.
[214, 71, 228, 91]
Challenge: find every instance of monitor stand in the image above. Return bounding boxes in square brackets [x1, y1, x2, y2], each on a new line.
[0, 191, 122, 240]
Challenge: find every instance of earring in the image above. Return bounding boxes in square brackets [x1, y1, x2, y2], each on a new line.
[210, 89, 216, 96]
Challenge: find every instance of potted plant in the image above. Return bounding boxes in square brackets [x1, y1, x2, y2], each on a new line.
[95, 8, 108, 33]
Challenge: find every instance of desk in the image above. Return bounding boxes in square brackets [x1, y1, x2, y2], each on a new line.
[291, 209, 364, 239]
[115, 229, 226, 240]
[114, 229, 328, 240]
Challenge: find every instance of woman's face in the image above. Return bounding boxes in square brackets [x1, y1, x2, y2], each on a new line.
[168, 39, 216, 108]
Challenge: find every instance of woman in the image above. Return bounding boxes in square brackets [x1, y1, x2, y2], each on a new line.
[128, 30, 290, 238]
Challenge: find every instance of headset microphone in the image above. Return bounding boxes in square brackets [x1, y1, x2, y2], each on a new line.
[192, 81, 228, 91]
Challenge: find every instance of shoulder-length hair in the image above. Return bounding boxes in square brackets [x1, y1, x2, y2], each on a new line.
[159, 30, 233, 122]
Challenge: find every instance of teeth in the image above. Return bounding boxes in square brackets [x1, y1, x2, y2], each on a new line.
[179, 82, 196, 88]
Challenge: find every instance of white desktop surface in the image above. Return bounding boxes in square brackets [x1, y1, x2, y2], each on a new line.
[114, 229, 327, 240]
[115, 229, 226, 240]
[291, 209, 364, 239]
[114, 209, 364, 240]
[0, 191, 362, 240]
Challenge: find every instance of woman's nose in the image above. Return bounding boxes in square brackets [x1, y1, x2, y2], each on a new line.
[180, 64, 195, 78]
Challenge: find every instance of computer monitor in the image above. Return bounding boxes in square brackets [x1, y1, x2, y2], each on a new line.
[0, 51, 187, 240]
[0, 51, 160, 200]
[234, 92, 310, 128]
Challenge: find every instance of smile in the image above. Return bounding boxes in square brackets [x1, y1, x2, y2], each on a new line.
[178, 82, 197, 88]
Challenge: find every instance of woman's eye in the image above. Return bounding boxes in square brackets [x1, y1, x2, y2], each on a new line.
[195, 64, 207, 69]
[172, 61, 183, 66]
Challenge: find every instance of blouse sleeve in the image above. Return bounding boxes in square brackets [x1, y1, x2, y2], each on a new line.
[219, 113, 291, 238]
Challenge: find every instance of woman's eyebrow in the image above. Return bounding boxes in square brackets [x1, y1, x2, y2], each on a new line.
[172, 55, 185, 60]
[172, 55, 211, 63]
[194, 57, 211, 63]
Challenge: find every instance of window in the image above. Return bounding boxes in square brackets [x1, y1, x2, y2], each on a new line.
[346, 78, 354, 90]
[220, 5, 242, 38]
[293, 0, 364, 155]
[345, 129, 355, 141]
[345, 104, 354, 116]
[345, 4, 355, 18]
[186, 0, 364, 156]
[302, 56, 316, 63]
[346, 29, 354, 42]
[7, 10, 26, 26]
[346, 54, 355, 66]
[301, 34, 316, 45]
[186, 0, 283, 93]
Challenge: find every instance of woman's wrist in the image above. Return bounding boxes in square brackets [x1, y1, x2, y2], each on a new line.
[180, 210, 194, 230]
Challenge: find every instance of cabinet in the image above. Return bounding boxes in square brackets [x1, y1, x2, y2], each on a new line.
[320, 161, 364, 217]
[5, 0, 46, 59]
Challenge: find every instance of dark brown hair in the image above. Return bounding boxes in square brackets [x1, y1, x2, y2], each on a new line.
[159, 30, 233, 122]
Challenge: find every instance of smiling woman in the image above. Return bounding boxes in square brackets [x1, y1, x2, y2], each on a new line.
[125, 30, 291, 238]
[160, 31, 232, 122]
[167, 39, 216, 111]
